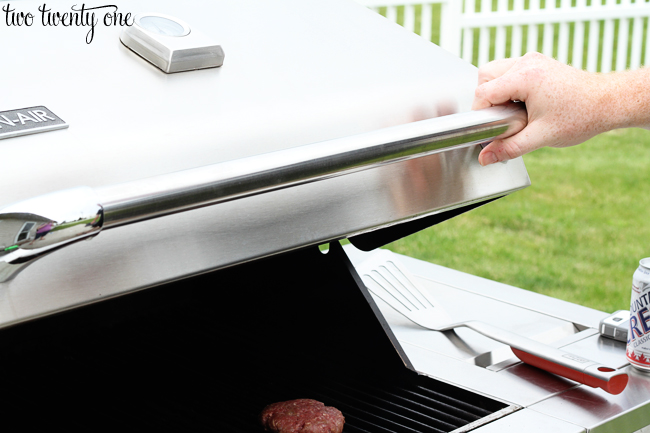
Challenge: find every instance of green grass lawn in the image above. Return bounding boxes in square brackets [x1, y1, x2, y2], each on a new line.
[384, 127, 650, 313]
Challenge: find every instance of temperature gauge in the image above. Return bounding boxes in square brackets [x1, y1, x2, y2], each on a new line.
[120, 13, 224, 73]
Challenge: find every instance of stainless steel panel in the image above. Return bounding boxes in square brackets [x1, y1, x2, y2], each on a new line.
[348, 247, 588, 406]
[94, 105, 524, 229]
[0, 145, 528, 328]
[355, 247, 608, 329]
[362, 280, 588, 406]
[472, 408, 585, 433]
[0, 106, 524, 282]
[0, 0, 482, 203]
[354, 250, 625, 392]
[453, 406, 522, 433]
[344, 245, 650, 430]
[530, 367, 650, 433]
[561, 334, 630, 370]
[396, 340, 581, 407]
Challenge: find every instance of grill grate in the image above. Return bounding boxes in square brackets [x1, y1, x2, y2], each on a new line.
[0, 320, 507, 431]
[0, 245, 512, 431]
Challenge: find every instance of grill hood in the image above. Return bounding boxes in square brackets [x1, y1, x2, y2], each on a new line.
[0, 0, 529, 327]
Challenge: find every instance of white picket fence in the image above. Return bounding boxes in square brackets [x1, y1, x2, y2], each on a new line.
[357, 0, 650, 72]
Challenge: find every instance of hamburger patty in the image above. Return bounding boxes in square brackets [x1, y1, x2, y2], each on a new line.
[259, 399, 345, 433]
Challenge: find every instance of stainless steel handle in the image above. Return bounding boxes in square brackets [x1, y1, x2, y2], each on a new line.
[0, 105, 525, 282]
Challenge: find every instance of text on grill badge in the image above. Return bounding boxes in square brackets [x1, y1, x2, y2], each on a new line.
[0, 106, 68, 140]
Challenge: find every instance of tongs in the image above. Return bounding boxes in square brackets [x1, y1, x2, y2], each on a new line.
[357, 250, 628, 395]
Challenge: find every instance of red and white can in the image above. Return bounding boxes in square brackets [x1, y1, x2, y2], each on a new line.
[627, 258, 650, 371]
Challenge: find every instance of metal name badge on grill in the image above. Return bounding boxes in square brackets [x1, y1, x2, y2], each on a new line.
[0, 106, 68, 140]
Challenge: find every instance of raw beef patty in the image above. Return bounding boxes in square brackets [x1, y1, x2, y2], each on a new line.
[260, 399, 345, 433]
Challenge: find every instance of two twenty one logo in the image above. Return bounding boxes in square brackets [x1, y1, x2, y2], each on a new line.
[0, 106, 68, 140]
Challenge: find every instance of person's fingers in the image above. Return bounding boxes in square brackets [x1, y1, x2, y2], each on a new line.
[473, 67, 534, 110]
[478, 145, 500, 166]
[472, 58, 520, 110]
[478, 136, 524, 166]
[471, 92, 494, 110]
[497, 102, 528, 139]
[477, 57, 519, 85]
[478, 121, 545, 165]
[472, 77, 517, 110]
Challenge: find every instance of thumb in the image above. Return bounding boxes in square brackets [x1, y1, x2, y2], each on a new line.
[479, 118, 551, 165]
[478, 132, 531, 166]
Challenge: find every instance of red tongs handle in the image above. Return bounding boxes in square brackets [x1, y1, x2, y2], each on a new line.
[464, 321, 629, 395]
[511, 348, 628, 395]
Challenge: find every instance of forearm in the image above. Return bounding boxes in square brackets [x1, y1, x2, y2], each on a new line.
[600, 68, 650, 131]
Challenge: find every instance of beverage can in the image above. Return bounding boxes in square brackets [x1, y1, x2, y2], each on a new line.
[627, 258, 650, 371]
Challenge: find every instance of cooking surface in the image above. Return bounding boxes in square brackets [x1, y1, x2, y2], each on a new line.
[0, 243, 514, 432]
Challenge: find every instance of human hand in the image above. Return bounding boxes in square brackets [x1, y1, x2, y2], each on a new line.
[472, 52, 612, 166]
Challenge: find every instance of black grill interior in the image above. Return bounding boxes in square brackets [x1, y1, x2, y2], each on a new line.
[0, 243, 508, 431]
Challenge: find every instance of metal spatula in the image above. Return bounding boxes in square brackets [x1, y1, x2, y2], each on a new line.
[356, 250, 628, 395]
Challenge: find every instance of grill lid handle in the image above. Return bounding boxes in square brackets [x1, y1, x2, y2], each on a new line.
[0, 104, 526, 282]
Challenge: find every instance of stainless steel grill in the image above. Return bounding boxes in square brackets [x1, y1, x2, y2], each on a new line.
[1, 0, 649, 431]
